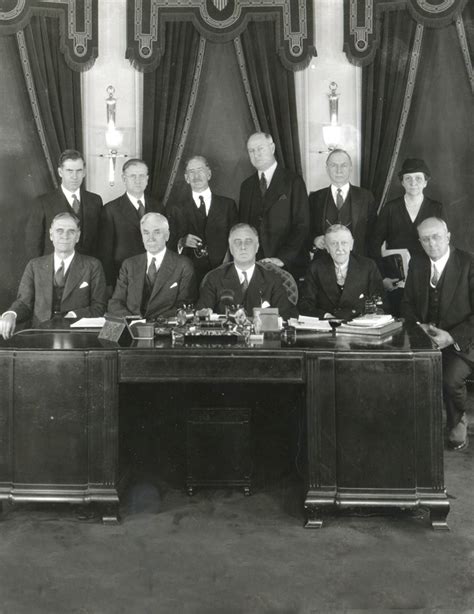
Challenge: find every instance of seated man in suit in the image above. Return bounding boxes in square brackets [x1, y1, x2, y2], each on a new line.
[99, 158, 163, 292]
[402, 217, 474, 451]
[25, 149, 103, 260]
[167, 155, 238, 284]
[239, 132, 309, 281]
[309, 149, 377, 257]
[0, 212, 107, 339]
[299, 224, 384, 319]
[196, 223, 297, 320]
[108, 212, 197, 319]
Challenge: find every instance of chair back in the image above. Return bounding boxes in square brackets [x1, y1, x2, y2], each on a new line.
[257, 261, 298, 305]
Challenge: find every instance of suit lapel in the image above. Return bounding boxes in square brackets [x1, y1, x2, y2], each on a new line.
[320, 258, 341, 309]
[119, 195, 140, 230]
[39, 256, 54, 317]
[61, 254, 84, 303]
[262, 166, 284, 212]
[246, 265, 267, 309]
[439, 250, 461, 320]
[416, 257, 431, 321]
[348, 185, 361, 230]
[222, 265, 244, 305]
[340, 255, 362, 305]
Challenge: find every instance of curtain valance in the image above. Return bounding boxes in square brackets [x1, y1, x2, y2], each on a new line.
[344, 0, 470, 66]
[0, 0, 98, 71]
[126, 0, 316, 72]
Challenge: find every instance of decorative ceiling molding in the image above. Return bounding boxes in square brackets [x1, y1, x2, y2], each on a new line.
[126, 0, 316, 72]
[0, 0, 98, 71]
[343, 0, 470, 66]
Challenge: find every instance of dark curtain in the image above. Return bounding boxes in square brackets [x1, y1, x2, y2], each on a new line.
[239, 21, 303, 175]
[142, 22, 201, 203]
[23, 15, 83, 175]
[361, 10, 418, 206]
[166, 39, 254, 207]
[0, 36, 52, 311]
[390, 19, 474, 252]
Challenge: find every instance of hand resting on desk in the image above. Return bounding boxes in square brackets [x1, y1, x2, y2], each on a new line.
[0, 313, 17, 340]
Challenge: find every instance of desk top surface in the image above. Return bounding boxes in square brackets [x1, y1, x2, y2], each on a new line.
[0, 322, 437, 354]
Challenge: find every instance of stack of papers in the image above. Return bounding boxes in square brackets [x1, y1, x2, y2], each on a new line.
[288, 317, 333, 332]
[344, 314, 394, 328]
[70, 317, 106, 328]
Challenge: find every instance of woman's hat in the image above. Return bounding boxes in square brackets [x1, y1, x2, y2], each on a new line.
[398, 158, 431, 179]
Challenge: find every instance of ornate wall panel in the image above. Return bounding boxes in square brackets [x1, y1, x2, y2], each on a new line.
[343, 0, 470, 66]
[0, 0, 98, 71]
[126, 0, 316, 71]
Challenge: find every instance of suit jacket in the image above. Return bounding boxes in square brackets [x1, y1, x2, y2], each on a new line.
[196, 262, 297, 320]
[308, 185, 377, 256]
[369, 195, 445, 263]
[25, 187, 103, 260]
[98, 193, 163, 286]
[108, 249, 197, 319]
[9, 253, 107, 326]
[167, 192, 238, 269]
[238, 165, 309, 279]
[298, 252, 385, 320]
[401, 248, 474, 355]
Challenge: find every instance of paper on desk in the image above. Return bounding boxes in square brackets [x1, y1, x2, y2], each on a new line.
[70, 317, 106, 328]
[343, 314, 394, 328]
[289, 316, 333, 332]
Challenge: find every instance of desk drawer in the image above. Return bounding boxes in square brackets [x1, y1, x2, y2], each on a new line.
[119, 352, 304, 383]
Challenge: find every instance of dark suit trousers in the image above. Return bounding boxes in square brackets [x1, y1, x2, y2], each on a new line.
[442, 349, 473, 429]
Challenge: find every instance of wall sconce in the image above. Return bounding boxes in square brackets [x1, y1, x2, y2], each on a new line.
[101, 86, 126, 186]
[321, 82, 342, 152]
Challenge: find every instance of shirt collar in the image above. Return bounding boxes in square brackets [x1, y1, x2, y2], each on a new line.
[127, 193, 145, 209]
[147, 248, 166, 270]
[334, 259, 350, 275]
[192, 188, 212, 208]
[61, 185, 80, 203]
[331, 183, 350, 201]
[260, 161, 278, 187]
[234, 264, 255, 284]
[430, 248, 450, 276]
[54, 251, 75, 273]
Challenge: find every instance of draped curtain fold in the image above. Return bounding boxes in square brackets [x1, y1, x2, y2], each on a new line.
[23, 15, 83, 171]
[142, 22, 201, 203]
[361, 10, 418, 206]
[238, 21, 302, 176]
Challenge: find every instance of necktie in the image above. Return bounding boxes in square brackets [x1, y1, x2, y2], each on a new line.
[336, 188, 344, 210]
[137, 199, 145, 219]
[241, 270, 249, 295]
[259, 173, 267, 196]
[198, 195, 206, 218]
[55, 261, 65, 287]
[71, 194, 80, 215]
[147, 257, 157, 286]
[336, 265, 345, 287]
[431, 265, 439, 287]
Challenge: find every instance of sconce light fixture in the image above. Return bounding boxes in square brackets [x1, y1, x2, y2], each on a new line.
[101, 86, 126, 186]
[321, 82, 342, 152]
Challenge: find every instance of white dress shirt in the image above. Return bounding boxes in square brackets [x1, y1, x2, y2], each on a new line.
[147, 248, 166, 271]
[430, 248, 450, 287]
[330, 183, 350, 204]
[61, 185, 81, 208]
[127, 193, 146, 211]
[193, 188, 212, 214]
[235, 264, 255, 285]
[260, 161, 278, 187]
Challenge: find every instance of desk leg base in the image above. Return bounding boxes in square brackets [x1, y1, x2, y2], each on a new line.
[304, 514, 323, 529]
[101, 503, 120, 525]
[429, 508, 450, 531]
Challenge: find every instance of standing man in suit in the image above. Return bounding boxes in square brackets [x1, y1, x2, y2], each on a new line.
[238, 132, 309, 281]
[299, 224, 384, 319]
[309, 149, 377, 257]
[167, 155, 238, 284]
[0, 212, 107, 339]
[197, 223, 297, 320]
[108, 213, 197, 319]
[25, 149, 102, 260]
[402, 217, 474, 451]
[99, 158, 163, 293]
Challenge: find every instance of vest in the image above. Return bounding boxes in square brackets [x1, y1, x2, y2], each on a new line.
[427, 274, 445, 325]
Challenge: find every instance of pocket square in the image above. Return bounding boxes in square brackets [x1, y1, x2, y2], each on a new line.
[79, 281, 89, 289]
[169, 282, 178, 289]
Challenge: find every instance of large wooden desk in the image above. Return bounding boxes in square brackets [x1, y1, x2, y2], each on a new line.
[0, 325, 450, 529]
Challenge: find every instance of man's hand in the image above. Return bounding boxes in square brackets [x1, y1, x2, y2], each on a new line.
[313, 235, 326, 251]
[260, 257, 284, 267]
[424, 324, 454, 349]
[0, 313, 16, 340]
[383, 277, 400, 292]
[180, 234, 203, 249]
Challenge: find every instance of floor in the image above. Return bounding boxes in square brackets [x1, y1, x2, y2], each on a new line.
[0, 404, 472, 613]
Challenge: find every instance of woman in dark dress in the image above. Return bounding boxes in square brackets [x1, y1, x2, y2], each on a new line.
[370, 158, 444, 315]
